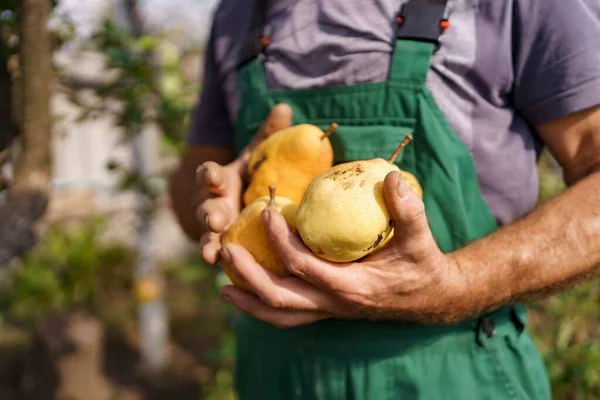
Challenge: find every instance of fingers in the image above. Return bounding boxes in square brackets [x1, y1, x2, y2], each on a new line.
[255, 103, 294, 142]
[220, 286, 330, 329]
[221, 243, 338, 312]
[383, 171, 434, 248]
[199, 231, 222, 265]
[237, 104, 294, 170]
[196, 161, 229, 196]
[262, 207, 361, 291]
[198, 197, 234, 233]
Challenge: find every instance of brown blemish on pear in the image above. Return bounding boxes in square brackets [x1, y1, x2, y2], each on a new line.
[252, 155, 267, 172]
[366, 232, 385, 251]
[327, 167, 352, 180]
[327, 163, 366, 187]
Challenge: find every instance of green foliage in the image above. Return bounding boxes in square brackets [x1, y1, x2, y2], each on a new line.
[529, 281, 600, 399]
[0, 219, 135, 324]
[64, 18, 199, 211]
[537, 151, 567, 202]
[86, 19, 198, 154]
[528, 150, 600, 398]
[204, 367, 237, 400]
[1, 1, 67, 56]
[203, 323, 237, 400]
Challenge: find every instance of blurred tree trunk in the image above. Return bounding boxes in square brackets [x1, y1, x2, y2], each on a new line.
[0, 40, 15, 155]
[0, 0, 52, 268]
[12, 0, 52, 193]
[124, 0, 170, 374]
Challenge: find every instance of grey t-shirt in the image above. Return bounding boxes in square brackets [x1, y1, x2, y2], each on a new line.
[187, 0, 600, 225]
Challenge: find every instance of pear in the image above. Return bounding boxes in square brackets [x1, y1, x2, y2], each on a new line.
[295, 134, 422, 263]
[221, 186, 297, 290]
[244, 123, 337, 206]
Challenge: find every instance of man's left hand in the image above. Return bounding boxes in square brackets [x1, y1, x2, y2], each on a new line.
[219, 170, 469, 329]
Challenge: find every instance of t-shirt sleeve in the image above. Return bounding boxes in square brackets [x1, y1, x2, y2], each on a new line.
[512, 0, 600, 126]
[185, 23, 235, 146]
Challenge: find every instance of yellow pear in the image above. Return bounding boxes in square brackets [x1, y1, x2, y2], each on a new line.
[244, 123, 337, 206]
[295, 134, 422, 263]
[221, 186, 297, 290]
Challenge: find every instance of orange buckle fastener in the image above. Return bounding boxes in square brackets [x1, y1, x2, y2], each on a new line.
[260, 36, 271, 47]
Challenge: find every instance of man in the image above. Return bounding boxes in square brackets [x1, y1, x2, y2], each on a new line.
[169, 0, 600, 398]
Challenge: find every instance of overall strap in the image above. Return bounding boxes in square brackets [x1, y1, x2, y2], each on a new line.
[389, 0, 450, 85]
[237, 0, 269, 68]
[235, 0, 451, 85]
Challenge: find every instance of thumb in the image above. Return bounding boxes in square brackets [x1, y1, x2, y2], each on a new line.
[256, 103, 294, 141]
[236, 102, 294, 175]
[196, 160, 232, 196]
[383, 170, 431, 245]
[246, 103, 294, 153]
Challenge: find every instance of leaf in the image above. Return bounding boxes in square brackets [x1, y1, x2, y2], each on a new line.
[175, 265, 209, 284]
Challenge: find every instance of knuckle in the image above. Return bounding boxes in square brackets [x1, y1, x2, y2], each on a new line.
[340, 286, 374, 307]
[197, 200, 213, 219]
[273, 318, 294, 330]
[203, 162, 225, 188]
[342, 293, 366, 307]
[287, 256, 309, 277]
[262, 292, 286, 309]
[403, 200, 427, 225]
[195, 164, 207, 184]
[197, 161, 213, 182]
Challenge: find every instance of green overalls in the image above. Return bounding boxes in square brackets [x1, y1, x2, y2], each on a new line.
[229, 1, 552, 398]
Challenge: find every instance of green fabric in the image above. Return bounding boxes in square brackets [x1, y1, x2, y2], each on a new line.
[234, 306, 550, 400]
[230, 39, 551, 399]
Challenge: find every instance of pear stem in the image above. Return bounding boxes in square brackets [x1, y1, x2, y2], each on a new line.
[387, 133, 413, 164]
[268, 185, 276, 206]
[321, 122, 338, 140]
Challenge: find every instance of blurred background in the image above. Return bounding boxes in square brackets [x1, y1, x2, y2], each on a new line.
[0, 1, 598, 399]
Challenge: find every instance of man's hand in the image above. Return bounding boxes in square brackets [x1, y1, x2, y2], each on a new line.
[218, 171, 468, 328]
[218, 105, 600, 329]
[196, 104, 293, 264]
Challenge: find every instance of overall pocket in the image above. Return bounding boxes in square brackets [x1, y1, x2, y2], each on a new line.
[307, 117, 416, 167]
[476, 311, 552, 400]
[237, 117, 417, 166]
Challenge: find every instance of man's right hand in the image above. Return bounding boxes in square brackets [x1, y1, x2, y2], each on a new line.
[195, 103, 293, 264]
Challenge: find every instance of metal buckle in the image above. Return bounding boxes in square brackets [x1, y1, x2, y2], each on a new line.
[396, 0, 449, 46]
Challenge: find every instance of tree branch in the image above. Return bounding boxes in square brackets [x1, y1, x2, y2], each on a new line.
[124, 0, 145, 38]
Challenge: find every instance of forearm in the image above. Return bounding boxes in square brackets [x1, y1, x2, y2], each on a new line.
[168, 144, 235, 241]
[451, 170, 600, 318]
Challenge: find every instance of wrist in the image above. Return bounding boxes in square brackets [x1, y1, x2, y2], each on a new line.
[440, 252, 476, 323]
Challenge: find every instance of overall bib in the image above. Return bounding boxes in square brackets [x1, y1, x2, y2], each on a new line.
[229, 1, 552, 398]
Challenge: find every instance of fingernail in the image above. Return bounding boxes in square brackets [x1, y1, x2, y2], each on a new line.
[397, 173, 410, 198]
[262, 207, 271, 224]
[221, 293, 232, 303]
[195, 165, 204, 183]
[203, 168, 212, 185]
[221, 247, 232, 264]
